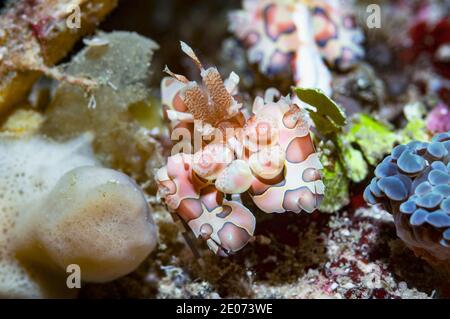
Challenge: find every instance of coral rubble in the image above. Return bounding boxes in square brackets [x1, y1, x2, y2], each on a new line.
[0, 0, 118, 113]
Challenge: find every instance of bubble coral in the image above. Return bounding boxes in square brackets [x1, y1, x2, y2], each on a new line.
[364, 132, 450, 275]
[229, 0, 364, 95]
[157, 43, 324, 256]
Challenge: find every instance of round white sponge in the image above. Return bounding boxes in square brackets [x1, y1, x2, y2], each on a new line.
[15, 166, 157, 283]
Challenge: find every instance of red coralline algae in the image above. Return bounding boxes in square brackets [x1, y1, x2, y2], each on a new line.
[427, 103, 450, 134]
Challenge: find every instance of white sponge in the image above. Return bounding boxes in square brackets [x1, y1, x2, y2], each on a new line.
[0, 135, 157, 298]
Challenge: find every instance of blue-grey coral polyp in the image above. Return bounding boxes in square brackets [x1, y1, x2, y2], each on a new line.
[364, 131, 450, 271]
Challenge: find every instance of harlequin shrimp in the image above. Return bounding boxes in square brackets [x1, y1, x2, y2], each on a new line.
[156, 42, 325, 256]
[229, 0, 364, 95]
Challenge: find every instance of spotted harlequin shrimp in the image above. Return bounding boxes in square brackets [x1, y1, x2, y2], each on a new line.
[156, 154, 256, 256]
[312, 0, 364, 70]
[156, 42, 324, 255]
[243, 94, 325, 213]
[229, 0, 364, 95]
